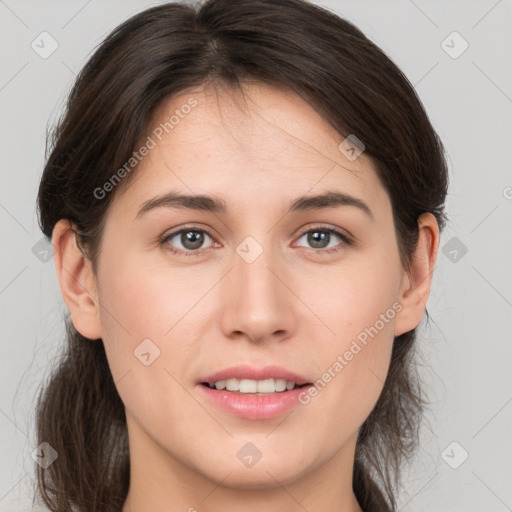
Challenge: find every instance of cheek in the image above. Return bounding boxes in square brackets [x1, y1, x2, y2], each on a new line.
[299, 304, 395, 447]
[95, 247, 214, 396]
[302, 253, 400, 427]
[95, 257, 203, 429]
[314, 249, 401, 344]
[97, 248, 186, 339]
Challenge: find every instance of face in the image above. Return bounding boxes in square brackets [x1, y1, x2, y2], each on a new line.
[66, 82, 421, 494]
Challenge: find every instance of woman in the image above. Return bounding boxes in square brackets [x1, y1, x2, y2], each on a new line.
[35, 0, 448, 510]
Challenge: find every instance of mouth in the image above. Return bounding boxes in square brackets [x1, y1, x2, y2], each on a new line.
[200, 378, 312, 395]
[197, 381, 314, 420]
[196, 366, 314, 420]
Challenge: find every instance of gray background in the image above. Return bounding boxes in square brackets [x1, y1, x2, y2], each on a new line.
[1, 0, 511, 510]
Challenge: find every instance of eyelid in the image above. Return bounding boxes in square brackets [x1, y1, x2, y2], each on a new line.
[295, 223, 353, 242]
[163, 224, 216, 240]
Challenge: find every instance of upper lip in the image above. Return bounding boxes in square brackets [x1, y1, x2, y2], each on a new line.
[198, 365, 311, 386]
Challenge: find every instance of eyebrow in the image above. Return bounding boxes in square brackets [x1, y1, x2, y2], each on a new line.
[136, 190, 373, 220]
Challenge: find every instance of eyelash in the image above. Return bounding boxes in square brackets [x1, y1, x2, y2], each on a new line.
[159, 224, 352, 258]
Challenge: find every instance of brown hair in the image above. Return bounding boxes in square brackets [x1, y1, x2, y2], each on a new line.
[35, 0, 449, 510]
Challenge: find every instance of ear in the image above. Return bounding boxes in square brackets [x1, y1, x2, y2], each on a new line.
[52, 219, 102, 340]
[394, 212, 440, 337]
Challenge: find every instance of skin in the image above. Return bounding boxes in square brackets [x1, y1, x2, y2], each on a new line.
[52, 82, 439, 512]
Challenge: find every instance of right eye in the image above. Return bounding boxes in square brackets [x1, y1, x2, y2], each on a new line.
[160, 226, 218, 257]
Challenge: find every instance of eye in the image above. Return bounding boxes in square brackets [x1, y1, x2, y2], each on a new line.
[294, 226, 351, 254]
[160, 226, 216, 256]
[159, 224, 352, 258]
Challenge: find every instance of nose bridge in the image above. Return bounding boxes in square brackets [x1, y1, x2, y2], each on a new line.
[238, 237, 278, 294]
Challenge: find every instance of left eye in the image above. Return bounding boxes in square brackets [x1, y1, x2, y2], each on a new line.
[294, 228, 349, 251]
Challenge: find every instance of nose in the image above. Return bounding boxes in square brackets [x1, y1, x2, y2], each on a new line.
[219, 238, 295, 345]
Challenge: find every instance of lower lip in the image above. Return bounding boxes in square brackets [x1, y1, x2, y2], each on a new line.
[196, 384, 312, 420]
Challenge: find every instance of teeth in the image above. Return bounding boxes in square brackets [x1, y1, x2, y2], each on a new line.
[240, 379, 258, 393]
[214, 380, 226, 390]
[226, 378, 239, 391]
[258, 379, 276, 393]
[209, 378, 298, 393]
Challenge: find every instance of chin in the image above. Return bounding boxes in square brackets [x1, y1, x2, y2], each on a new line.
[195, 449, 314, 490]
[213, 465, 307, 490]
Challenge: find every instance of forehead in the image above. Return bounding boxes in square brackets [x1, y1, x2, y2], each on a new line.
[115, 82, 389, 216]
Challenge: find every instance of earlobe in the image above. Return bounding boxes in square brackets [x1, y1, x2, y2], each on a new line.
[394, 213, 440, 337]
[52, 219, 103, 340]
